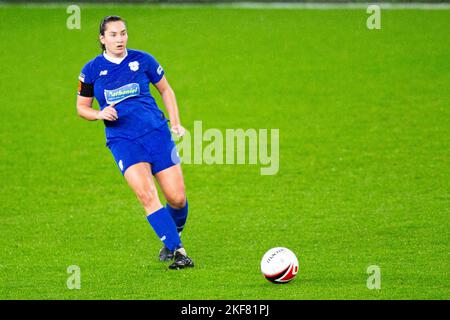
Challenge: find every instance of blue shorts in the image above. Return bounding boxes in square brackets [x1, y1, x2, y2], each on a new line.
[107, 125, 180, 176]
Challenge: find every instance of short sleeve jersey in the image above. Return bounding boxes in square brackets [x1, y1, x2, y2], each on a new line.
[78, 49, 168, 141]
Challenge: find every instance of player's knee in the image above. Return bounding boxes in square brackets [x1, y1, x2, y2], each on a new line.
[135, 187, 159, 207]
[167, 192, 186, 209]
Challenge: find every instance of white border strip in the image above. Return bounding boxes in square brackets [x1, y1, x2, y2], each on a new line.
[1, 2, 449, 10]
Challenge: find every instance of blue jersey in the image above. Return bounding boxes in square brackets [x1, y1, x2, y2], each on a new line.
[78, 49, 168, 141]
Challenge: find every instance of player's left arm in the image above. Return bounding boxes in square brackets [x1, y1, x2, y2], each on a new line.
[154, 75, 185, 137]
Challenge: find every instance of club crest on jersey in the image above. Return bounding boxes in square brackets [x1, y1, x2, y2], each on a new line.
[128, 61, 139, 71]
[104, 83, 140, 104]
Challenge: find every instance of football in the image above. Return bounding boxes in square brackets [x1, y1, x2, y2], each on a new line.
[261, 247, 299, 284]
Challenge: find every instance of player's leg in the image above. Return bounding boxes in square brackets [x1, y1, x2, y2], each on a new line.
[124, 162, 162, 213]
[143, 125, 193, 269]
[155, 164, 188, 234]
[148, 125, 189, 236]
[154, 164, 188, 261]
[108, 138, 192, 269]
[153, 167, 193, 269]
[124, 162, 183, 258]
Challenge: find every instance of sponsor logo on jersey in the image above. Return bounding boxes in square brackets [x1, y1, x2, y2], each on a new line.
[99, 70, 108, 76]
[104, 83, 140, 104]
[157, 65, 163, 75]
[128, 61, 139, 71]
[78, 73, 85, 82]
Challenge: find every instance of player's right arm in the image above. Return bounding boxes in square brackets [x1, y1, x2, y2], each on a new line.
[76, 95, 117, 121]
[76, 62, 117, 121]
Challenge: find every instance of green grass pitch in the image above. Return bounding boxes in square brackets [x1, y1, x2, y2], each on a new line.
[0, 4, 448, 299]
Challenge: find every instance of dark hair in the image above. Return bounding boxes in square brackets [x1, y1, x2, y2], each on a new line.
[99, 16, 126, 51]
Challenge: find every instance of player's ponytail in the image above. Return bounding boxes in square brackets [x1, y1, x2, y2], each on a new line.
[99, 15, 126, 51]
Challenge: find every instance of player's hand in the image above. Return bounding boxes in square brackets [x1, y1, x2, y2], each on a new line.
[96, 103, 118, 121]
[171, 124, 186, 138]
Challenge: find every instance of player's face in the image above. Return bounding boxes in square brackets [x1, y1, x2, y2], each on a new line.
[100, 21, 128, 57]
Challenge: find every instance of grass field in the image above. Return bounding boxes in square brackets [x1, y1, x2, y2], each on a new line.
[0, 4, 448, 300]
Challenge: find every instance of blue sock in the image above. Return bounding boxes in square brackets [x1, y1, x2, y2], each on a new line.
[146, 207, 182, 252]
[166, 199, 188, 234]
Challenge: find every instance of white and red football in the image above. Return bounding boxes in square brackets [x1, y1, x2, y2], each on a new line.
[261, 247, 299, 284]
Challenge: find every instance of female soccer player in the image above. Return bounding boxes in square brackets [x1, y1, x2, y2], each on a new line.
[76, 16, 193, 270]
